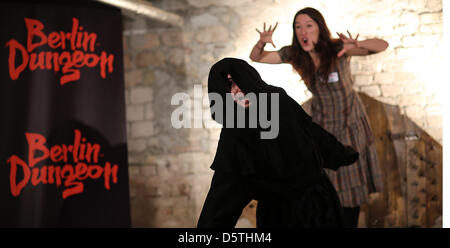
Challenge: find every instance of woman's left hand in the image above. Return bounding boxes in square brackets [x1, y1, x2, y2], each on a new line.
[337, 30, 360, 57]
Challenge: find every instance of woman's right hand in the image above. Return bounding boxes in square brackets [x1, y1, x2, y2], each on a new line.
[256, 22, 278, 48]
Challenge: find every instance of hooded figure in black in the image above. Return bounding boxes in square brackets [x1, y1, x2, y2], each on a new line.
[197, 58, 359, 228]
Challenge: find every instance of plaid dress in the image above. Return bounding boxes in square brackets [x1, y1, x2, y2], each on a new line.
[278, 46, 384, 207]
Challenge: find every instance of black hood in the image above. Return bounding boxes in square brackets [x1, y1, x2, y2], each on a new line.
[207, 58, 278, 136]
[208, 57, 269, 97]
[207, 58, 316, 178]
[206, 58, 359, 193]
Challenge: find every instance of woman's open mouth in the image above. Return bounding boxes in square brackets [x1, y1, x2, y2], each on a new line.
[302, 38, 308, 45]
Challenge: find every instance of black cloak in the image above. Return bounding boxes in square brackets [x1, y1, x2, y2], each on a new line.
[197, 58, 359, 228]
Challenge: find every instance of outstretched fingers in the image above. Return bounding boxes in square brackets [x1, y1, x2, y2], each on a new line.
[271, 22, 278, 32]
[346, 30, 360, 41]
[337, 32, 347, 40]
[258, 22, 279, 33]
[347, 30, 353, 39]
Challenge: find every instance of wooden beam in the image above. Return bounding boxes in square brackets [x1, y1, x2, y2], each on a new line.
[95, 0, 184, 26]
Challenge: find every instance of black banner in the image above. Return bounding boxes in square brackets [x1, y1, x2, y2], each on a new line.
[0, 1, 130, 227]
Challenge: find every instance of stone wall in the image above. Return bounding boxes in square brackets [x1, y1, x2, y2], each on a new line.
[122, 0, 443, 227]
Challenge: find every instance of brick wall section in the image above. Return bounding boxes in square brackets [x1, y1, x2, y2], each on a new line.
[123, 0, 443, 227]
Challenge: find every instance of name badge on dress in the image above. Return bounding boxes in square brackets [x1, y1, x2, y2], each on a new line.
[327, 72, 339, 83]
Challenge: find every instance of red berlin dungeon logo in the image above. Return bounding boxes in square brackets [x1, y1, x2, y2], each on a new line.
[5, 17, 115, 85]
[6, 130, 119, 199]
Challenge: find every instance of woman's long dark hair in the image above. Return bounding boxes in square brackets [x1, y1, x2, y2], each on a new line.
[288, 7, 342, 88]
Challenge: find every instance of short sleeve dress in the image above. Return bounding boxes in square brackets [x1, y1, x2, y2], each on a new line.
[278, 46, 384, 207]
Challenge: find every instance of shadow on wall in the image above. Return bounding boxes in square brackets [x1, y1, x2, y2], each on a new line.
[237, 92, 442, 228]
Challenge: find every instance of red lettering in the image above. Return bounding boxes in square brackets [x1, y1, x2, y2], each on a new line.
[70, 17, 78, 51]
[7, 131, 118, 199]
[29, 52, 45, 71]
[100, 51, 114, 79]
[79, 143, 86, 161]
[54, 166, 62, 186]
[47, 165, 62, 186]
[59, 51, 80, 85]
[50, 145, 63, 162]
[72, 129, 81, 163]
[51, 52, 60, 72]
[5, 39, 29, 80]
[6, 17, 114, 84]
[25, 18, 47, 52]
[75, 162, 88, 180]
[88, 165, 103, 179]
[31, 166, 48, 185]
[103, 162, 118, 190]
[7, 155, 31, 197]
[26, 132, 49, 168]
[76, 31, 83, 48]
[60, 144, 70, 163]
[72, 50, 84, 67]
[84, 53, 100, 67]
[47, 32, 60, 48]
[45, 51, 53, 69]
[86, 143, 100, 163]
[83, 32, 97, 52]
[61, 164, 83, 199]
[59, 31, 67, 50]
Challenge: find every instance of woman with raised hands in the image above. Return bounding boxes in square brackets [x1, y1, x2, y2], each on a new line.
[250, 7, 388, 228]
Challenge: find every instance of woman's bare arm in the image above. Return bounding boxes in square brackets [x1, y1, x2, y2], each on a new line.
[249, 22, 284, 64]
[250, 45, 283, 64]
[337, 31, 389, 57]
